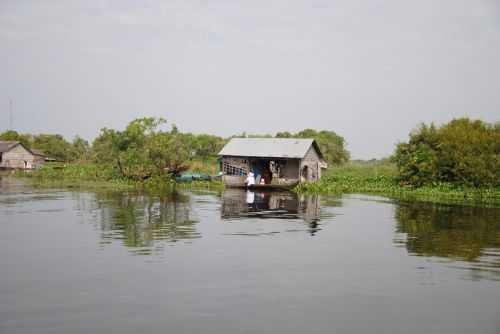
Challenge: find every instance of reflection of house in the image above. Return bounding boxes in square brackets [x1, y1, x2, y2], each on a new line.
[0, 141, 46, 170]
[221, 189, 321, 232]
[218, 138, 327, 188]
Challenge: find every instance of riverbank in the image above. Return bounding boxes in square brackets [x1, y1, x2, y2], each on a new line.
[14, 163, 224, 193]
[295, 161, 500, 207]
[12, 160, 500, 206]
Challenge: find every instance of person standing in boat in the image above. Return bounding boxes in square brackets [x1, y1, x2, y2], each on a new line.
[245, 172, 255, 187]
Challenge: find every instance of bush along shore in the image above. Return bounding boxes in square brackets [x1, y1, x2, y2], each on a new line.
[17, 163, 224, 194]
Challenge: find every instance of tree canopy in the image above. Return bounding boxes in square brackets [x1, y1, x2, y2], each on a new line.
[393, 118, 500, 187]
[2, 118, 350, 176]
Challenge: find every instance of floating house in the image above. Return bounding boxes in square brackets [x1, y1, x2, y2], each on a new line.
[218, 138, 327, 189]
[0, 141, 46, 170]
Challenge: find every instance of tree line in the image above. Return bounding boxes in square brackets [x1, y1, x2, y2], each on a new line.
[0, 117, 349, 181]
[3, 117, 498, 187]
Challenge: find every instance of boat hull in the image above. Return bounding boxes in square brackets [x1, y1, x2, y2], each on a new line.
[222, 175, 299, 190]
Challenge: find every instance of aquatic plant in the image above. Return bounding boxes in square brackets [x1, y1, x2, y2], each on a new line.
[295, 161, 500, 207]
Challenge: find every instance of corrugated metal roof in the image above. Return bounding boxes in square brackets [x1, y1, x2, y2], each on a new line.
[30, 148, 46, 157]
[0, 141, 19, 153]
[218, 138, 319, 159]
[0, 141, 44, 157]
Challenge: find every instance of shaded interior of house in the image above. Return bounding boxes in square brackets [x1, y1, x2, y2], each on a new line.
[221, 157, 306, 186]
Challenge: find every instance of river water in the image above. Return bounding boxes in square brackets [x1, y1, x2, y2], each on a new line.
[1, 176, 499, 334]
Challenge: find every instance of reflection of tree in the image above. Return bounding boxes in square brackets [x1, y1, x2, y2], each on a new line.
[90, 191, 200, 252]
[395, 202, 500, 263]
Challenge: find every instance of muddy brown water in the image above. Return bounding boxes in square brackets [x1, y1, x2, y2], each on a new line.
[1, 176, 499, 334]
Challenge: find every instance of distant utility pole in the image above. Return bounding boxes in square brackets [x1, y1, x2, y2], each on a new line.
[9, 98, 13, 130]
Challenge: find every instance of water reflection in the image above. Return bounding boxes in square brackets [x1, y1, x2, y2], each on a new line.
[76, 191, 200, 255]
[221, 189, 322, 235]
[394, 201, 500, 279]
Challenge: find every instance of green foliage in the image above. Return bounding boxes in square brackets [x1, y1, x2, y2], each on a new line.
[32, 134, 74, 161]
[0, 130, 32, 148]
[295, 160, 500, 206]
[91, 127, 121, 163]
[147, 131, 191, 175]
[19, 162, 134, 190]
[188, 157, 220, 175]
[91, 118, 193, 180]
[70, 136, 91, 162]
[184, 133, 226, 159]
[394, 119, 500, 187]
[0, 130, 92, 162]
[277, 129, 350, 165]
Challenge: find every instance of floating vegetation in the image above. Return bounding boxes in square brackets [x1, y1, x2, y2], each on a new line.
[295, 161, 500, 207]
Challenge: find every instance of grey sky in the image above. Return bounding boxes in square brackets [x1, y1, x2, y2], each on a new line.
[1, 0, 499, 158]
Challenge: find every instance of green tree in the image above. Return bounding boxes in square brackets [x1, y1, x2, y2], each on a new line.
[393, 119, 500, 187]
[275, 131, 292, 138]
[148, 131, 191, 175]
[91, 117, 191, 180]
[91, 128, 121, 164]
[32, 134, 73, 161]
[0, 130, 33, 148]
[70, 136, 90, 162]
[275, 129, 350, 165]
[190, 134, 226, 158]
[297, 129, 350, 165]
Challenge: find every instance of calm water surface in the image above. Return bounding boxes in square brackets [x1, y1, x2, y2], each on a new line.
[1, 176, 500, 334]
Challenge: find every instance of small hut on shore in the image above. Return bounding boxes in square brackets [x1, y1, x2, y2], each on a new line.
[0, 141, 46, 170]
[218, 138, 327, 189]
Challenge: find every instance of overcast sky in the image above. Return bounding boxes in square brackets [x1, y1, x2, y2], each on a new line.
[1, 0, 499, 158]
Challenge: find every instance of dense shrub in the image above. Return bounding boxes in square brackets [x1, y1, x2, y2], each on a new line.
[393, 119, 500, 187]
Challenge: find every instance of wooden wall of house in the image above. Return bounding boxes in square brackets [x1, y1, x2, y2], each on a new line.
[300, 146, 321, 181]
[222, 175, 247, 187]
[0, 145, 43, 169]
[221, 157, 249, 187]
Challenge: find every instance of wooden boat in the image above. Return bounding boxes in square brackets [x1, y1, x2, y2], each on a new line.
[246, 183, 298, 190]
[222, 175, 299, 190]
[225, 182, 299, 191]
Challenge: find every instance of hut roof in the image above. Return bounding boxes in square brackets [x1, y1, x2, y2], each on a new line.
[0, 141, 46, 157]
[30, 148, 46, 157]
[0, 141, 20, 153]
[218, 138, 323, 159]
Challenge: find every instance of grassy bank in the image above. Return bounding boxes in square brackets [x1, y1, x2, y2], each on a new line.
[295, 160, 500, 206]
[17, 162, 223, 193]
[15, 160, 500, 206]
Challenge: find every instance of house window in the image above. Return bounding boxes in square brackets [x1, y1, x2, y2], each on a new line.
[223, 161, 248, 176]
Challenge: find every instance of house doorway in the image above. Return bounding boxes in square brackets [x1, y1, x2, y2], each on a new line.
[301, 165, 309, 182]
